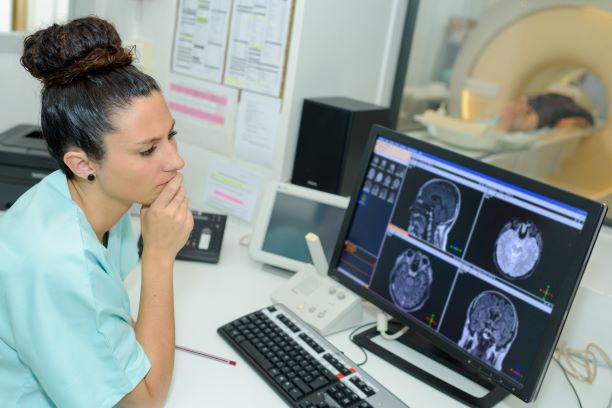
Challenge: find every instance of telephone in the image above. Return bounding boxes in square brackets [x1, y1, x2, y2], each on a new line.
[138, 210, 227, 264]
[270, 233, 363, 336]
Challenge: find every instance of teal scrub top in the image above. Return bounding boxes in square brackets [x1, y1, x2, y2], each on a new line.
[0, 170, 150, 407]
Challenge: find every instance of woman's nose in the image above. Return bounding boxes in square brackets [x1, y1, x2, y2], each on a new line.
[163, 143, 185, 171]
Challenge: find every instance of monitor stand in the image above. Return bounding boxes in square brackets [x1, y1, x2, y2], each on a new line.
[352, 320, 509, 408]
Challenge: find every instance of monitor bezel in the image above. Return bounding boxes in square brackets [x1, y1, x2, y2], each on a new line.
[249, 181, 349, 272]
[328, 125, 607, 402]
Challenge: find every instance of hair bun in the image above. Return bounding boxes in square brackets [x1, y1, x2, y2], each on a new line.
[21, 16, 133, 87]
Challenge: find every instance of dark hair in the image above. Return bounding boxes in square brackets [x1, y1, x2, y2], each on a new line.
[20, 16, 160, 177]
[528, 93, 594, 129]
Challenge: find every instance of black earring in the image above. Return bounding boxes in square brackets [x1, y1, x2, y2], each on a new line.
[87, 174, 95, 181]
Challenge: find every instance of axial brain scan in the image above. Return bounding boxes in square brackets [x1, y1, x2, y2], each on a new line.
[407, 179, 461, 250]
[389, 248, 433, 312]
[494, 219, 543, 280]
[458, 291, 518, 370]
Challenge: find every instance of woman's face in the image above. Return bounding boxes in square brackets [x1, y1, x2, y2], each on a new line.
[93, 91, 185, 206]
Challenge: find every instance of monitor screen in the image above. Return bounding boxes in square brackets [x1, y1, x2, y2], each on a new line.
[249, 181, 349, 272]
[328, 126, 606, 402]
[262, 191, 346, 264]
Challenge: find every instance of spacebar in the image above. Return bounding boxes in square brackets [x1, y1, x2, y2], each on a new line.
[241, 340, 273, 371]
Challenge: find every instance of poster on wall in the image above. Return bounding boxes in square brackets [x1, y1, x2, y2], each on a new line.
[203, 157, 263, 222]
[166, 73, 238, 154]
[234, 91, 282, 168]
[172, 0, 232, 83]
[223, 0, 293, 97]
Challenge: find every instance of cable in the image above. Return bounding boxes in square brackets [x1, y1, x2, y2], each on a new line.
[554, 357, 583, 408]
[555, 342, 612, 383]
[347, 322, 377, 366]
[376, 312, 408, 341]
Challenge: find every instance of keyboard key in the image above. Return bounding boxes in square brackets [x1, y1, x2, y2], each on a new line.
[288, 387, 303, 401]
[293, 378, 312, 394]
[309, 376, 329, 390]
[242, 341, 273, 371]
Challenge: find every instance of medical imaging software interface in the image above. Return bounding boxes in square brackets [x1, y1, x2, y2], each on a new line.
[336, 136, 588, 388]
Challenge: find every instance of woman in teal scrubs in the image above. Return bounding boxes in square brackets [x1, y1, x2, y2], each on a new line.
[0, 17, 193, 407]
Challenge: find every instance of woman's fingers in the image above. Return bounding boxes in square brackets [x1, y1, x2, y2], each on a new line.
[152, 173, 183, 209]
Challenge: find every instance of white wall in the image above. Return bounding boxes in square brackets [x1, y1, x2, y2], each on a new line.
[1, 0, 407, 220]
[0, 0, 12, 32]
[0, 50, 41, 131]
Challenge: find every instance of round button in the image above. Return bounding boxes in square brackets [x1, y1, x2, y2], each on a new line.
[328, 286, 337, 295]
[309, 306, 316, 313]
[317, 311, 326, 318]
[337, 292, 346, 300]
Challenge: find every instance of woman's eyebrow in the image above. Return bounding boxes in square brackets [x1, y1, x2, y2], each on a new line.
[135, 120, 176, 145]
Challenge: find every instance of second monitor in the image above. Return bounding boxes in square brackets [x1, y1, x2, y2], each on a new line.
[249, 182, 349, 272]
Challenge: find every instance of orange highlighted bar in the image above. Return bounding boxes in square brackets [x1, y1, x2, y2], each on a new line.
[388, 224, 409, 237]
[345, 242, 357, 254]
[375, 139, 412, 163]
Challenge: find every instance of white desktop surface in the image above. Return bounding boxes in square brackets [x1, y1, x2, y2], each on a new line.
[124, 215, 612, 408]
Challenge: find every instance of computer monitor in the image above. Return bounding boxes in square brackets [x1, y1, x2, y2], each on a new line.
[328, 125, 607, 404]
[250, 182, 349, 272]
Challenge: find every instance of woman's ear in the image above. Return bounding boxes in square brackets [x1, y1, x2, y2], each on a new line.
[63, 149, 96, 181]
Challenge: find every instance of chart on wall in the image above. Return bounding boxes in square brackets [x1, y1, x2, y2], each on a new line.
[172, 0, 232, 83]
[223, 0, 294, 97]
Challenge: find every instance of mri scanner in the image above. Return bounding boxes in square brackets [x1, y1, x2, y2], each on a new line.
[438, 0, 612, 208]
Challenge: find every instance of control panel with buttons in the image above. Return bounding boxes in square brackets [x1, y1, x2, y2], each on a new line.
[270, 265, 363, 336]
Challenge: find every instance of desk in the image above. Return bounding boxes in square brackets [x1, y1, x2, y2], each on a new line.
[125, 216, 612, 408]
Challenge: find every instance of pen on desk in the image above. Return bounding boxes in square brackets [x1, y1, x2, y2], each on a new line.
[175, 345, 237, 366]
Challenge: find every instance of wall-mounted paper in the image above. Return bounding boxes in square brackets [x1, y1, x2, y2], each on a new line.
[234, 92, 281, 168]
[224, 0, 293, 97]
[203, 158, 262, 222]
[172, 0, 231, 83]
[167, 74, 238, 130]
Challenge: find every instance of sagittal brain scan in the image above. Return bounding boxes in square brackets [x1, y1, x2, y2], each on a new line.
[458, 291, 518, 370]
[389, 248, 433, 312]
[494, 219, 543, 280]
[407, 179, 461, 250]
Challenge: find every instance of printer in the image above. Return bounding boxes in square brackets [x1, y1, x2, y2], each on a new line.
[0, 124, 58, 209]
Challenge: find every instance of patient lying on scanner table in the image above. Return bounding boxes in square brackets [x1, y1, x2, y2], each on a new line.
[416, 90, 595, 151]
[496, 93, 594, 133]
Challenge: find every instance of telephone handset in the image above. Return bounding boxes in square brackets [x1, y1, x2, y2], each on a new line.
[138, 210, 227, 264]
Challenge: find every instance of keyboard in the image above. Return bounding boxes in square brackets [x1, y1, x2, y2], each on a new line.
[218, 304, 409, 408]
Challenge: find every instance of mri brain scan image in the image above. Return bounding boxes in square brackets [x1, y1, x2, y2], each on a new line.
[458, 291, 518, 370]
[407, 179, 461, 250]
[494, 219, 543, 280]
[389, 248, 433, 312]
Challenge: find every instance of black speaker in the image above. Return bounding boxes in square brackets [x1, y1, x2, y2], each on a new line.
[291, 97, 389, 196]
